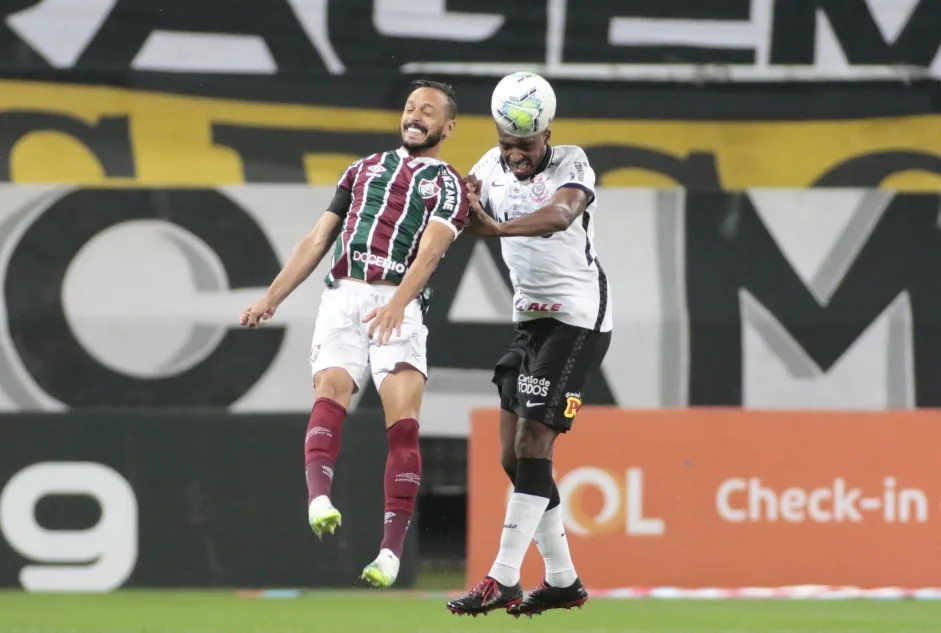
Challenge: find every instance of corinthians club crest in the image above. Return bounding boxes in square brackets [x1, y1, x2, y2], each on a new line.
[531, 174, 550, 203]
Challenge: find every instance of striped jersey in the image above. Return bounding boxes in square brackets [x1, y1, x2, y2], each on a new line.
[326, 148, 469, 286]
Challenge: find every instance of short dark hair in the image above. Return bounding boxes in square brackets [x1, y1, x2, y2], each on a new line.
[409, 79, 458, 119]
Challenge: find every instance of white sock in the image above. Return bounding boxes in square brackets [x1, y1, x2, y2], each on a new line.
[488, 492, 550, 586]
[534, 505, 577, 587]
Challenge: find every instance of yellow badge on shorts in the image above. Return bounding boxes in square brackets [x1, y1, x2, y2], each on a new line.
[564, 395, 582, 419]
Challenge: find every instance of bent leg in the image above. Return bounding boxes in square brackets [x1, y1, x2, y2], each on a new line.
[305, 286, 368, 537]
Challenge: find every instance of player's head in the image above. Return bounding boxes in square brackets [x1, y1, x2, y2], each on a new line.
[496, 127, 551, 180]
[401, 79, 458, 153]
[490, 72, 556, 179]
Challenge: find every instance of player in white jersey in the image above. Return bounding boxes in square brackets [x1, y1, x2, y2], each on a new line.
[447, 73, 611, 618]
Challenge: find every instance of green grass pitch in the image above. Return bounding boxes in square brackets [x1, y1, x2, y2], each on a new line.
[1, 590, 940, 633]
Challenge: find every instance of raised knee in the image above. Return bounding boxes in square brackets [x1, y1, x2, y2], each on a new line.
[313, 369, 354, 406]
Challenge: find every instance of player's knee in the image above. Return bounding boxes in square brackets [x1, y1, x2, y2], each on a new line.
[313, 368, 355, 405]
[500, 452, 518, 482]
[514, 419, 556, 459]
[387, 418, 421, 465]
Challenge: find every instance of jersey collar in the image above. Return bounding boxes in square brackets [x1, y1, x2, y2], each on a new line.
[500, 145, 554, 181]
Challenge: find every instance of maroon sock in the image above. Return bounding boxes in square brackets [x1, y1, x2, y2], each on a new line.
[380, 418, 422, 558]
[304, 397, 346, 504]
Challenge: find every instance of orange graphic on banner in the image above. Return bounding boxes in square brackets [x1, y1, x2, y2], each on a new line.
[468, 408, 941, 589]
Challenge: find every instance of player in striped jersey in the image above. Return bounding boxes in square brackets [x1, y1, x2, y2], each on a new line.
[240, 80, 469, 588]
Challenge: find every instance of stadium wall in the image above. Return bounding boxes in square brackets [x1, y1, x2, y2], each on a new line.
[2, 0, 941, 590]
[0, 409, 419, 591]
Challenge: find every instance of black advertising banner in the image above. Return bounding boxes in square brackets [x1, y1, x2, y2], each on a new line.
[0, 411, 418, 590]
[2, 1, 940, 81]
[0, 0, 939, 120]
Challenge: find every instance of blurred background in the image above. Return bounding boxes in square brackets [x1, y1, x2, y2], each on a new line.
[1, 0, 941, 631]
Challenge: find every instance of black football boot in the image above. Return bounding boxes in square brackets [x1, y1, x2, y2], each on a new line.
[446, 576, 523, 616]
[509, 578, 589, 618]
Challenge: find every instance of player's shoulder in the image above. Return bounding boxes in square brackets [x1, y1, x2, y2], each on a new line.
[550, 144, 591, 166]
[471, 147, 502, 176]
[346, 151, 384, 171]
[437, 161, 465, 183]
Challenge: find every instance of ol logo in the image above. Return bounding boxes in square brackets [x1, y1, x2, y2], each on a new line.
[564, 393, 582, 419]
[503, 467, 664, 537]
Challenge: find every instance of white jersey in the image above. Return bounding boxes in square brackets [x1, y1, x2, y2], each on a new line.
[470, 145, 613, 332]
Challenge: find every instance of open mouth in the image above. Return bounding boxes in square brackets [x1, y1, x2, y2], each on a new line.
[403, 123, 427, 140]
[508, 161, 532, 176]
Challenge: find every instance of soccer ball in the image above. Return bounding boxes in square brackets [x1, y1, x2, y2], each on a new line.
[491, 71, 557, 137]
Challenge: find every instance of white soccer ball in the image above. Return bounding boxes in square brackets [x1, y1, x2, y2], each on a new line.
[490, 71, 557, 137]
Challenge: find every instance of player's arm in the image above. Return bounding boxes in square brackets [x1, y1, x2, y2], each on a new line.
[480, 147, 596, 238]
[261, 187, 348, 307]
[491, 186, 589, 237]
[385, 167, 469, 308]
[384, 221, 457, 311]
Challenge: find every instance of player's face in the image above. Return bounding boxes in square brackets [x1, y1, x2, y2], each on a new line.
[498, 128, 550, 179]
[401, 88, 455, 151]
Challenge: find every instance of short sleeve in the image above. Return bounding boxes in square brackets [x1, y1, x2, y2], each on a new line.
[429, 166, 470, 237]
[556, 147, 596, 206]
[469, 148, 500, 208]
[337, 159, 362, 190]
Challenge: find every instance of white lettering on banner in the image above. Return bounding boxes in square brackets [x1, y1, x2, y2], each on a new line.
[0, 462, 138, 592]
[716, 476, 929, 524]
[517, 374, 550, 397]
[6, 1, 940, 79]
[351, 250, 406, 274]
[0, 186, 937, 438]
[372, 0, 504, 42]
[404, 0, 941, 81]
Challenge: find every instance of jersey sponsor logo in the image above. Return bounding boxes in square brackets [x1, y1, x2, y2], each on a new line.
[351, 250, 406, 274]
[507, 187, 526, 201]
[572, 161, 586, 183]
[518, 374, 550, 397]
[564, 393, 583, 419]
[418, 178, 440, 199]
[514, 296, 562, 313]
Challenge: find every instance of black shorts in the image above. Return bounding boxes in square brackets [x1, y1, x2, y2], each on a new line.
[492, 318, 611, 432]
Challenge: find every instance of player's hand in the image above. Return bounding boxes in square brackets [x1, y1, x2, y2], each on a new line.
[240, 297, 277, 328]
[363, 301, 406, 346]
[464, 174, 480, 194]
